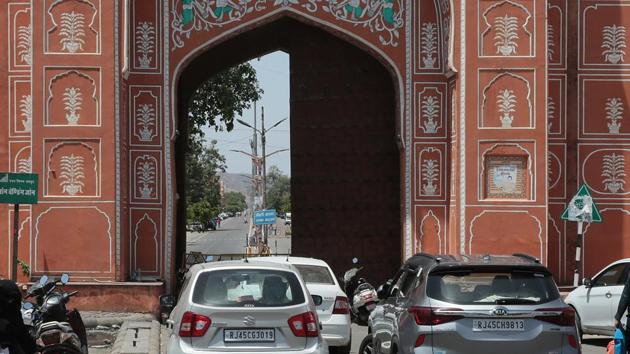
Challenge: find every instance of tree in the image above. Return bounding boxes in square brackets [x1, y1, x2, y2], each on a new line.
[185, 140, 225, 223]
[266, 166, 291, 213]
[187, 63, 263, 153]
[224, 191, 247, 213]
[184, 62, 262, 224]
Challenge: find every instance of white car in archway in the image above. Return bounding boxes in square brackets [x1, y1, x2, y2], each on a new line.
[565, 258, 630, 337]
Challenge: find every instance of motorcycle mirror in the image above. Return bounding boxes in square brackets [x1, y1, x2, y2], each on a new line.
[352, 257, 358, 264]
[60, 273, 69, 284]
[22, 302, 34, 310]
[39, 275, 48, 285]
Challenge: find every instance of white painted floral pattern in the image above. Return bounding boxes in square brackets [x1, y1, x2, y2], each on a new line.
[59, 11, 86, 53]
[420, 22, 438, 68]
[547, 96, 556, 132]
[136, 104, 156, 141]
[63, 87, 83, 125]
[606, 97, 624, 134]
[421, 95, 439, 134]
[602, 25, 627, 64]
[494, 14, 519, 56]
[59, 154, 85, 196]
[547, 24, 555, 62]
[421, 159, 439, 196]
[17, 24, 31, 65]
[497, 89, 516, 128]
[137, 157, 156, 199]
[17, 157, 31, 173]
[19, 94, 32, 132]
[135, 22, 155, 69]
[602, 153, 626, 193]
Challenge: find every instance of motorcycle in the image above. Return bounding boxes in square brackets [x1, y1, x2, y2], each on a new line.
[22, 274, 88, 354]
[342, 258, 378, 327]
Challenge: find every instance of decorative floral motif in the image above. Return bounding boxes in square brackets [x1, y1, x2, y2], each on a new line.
[19, 95, 32, 132]
[59, 154, 85, 196]
[602, 25, 626, 64]
[421, 95, 439, 134]
[135, 22, 155, 69]
[605, 97, 624, 134]
[421, 159, 439, 196]
[420, 23, 438, 68]
[497, 89, 516, 128]
[171, 0, 404, 48]
[136, 104, 156, 141]
[59, 11, 86, 53]
[494, 14, 519, 56]
[547, 96, 555, 132]
[17, 157, 31, 173]
[602, 153, 626, 193]
[17, 24, 32, 65]
[137, 157, 156, 199]
[63, 87, 83, 125]
[547, 24, 554, 62]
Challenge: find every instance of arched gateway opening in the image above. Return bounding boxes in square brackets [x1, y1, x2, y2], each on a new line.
[174, 15, 402, 285]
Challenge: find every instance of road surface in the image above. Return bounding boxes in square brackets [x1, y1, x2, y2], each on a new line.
[186, 216, 291, 258]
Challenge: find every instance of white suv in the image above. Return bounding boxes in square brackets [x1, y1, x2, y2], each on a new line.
[264, 256, 352, 354]
[565, 258, 630, 337]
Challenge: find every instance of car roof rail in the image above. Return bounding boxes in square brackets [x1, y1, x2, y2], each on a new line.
[512, 253, 540, 264]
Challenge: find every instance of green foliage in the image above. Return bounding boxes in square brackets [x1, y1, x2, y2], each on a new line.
[224, 191, 247, 213]
[186, 140, 225, 223]
[17, 259, 30, 276]
[266, 166, 291, 213]
[187, 63, 263, 152]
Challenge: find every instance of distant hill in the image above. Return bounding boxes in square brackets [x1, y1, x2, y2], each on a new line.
[220, 172, 252, 200]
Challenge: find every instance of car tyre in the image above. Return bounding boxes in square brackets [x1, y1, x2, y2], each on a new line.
[573, 307, 583, 340]
[358, 334, 374, 354]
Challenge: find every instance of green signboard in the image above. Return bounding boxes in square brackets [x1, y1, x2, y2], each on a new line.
[0, 173, 38, 204]
[561, 184, 602, 223]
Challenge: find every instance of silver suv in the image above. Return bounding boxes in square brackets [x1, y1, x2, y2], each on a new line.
[166, 260, 328, 354]
[368, 254, 580, 354]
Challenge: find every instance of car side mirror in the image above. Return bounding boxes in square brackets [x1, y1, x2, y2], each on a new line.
[377, 279, 393, 300]
[60, 273, 69, 284]
[311, 295, 323, 306]
[583, 277, 592, 288]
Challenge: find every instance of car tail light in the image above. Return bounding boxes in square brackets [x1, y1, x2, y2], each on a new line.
[415, 334, 426, 347]
[288, 311, 319, 337]
[568, 334, 579, 349]
[333, 296, 350, 315]
[535, 307, 576, 327]
[408, 307, 463, 326]
[179, 311, 211, 337]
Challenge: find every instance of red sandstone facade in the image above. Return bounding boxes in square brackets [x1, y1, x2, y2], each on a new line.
[0, 0, 625, 298]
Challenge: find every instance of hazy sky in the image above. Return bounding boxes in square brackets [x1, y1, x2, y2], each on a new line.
[202, 51, 291, 176]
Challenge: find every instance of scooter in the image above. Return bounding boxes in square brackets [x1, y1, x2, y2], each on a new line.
[342, 258, 378, 327]
[22, 274, 88, 354]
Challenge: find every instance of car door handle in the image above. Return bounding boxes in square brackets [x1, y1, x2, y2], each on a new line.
[606, 292, 613, 298]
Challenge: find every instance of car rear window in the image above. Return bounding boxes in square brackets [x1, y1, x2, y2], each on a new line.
[294, 265, 335, 285]
[192, 269, 305, 307]
[427, 270, 560, 305]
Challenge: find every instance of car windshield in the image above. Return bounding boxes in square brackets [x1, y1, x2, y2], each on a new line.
[192, 269, 305, 307]
[427, 270, 560, 305]
[294, 265, 335, 284]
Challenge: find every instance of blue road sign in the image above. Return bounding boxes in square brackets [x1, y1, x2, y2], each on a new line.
[254, 209, 276, 225]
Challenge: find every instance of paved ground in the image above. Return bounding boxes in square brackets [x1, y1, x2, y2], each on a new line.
[186, 216, 291, 257]
[349, 325, 609, 353]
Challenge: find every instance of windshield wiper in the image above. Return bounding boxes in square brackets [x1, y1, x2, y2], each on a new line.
[495, 298, 538, 305]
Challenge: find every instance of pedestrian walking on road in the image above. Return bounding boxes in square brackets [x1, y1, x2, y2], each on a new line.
[614, 271, 630, 351]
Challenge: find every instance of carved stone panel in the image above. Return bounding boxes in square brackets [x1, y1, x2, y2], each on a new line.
[7, 206, 31, 283]
[547, 0, 566, 69]
[8, 3, 31, 72]
[129, 86, 161, 146]
[581, 2, 630, 69]
[414, 83, 447, 138]
[129, 208, 162, 278]
[548, 143, 566, 200]
[45, 0, 101, 54]
[414, 143, 446, 201]
[579, 144, 630, 200]
[479, 0, 535, 57]
[9, 141, 31, 174]
[9, 76, 32, 137]
[131, 0, 160, 73]
[44, 139, 100, 198]
[130, 150, 161, 204]
[580, 76, 630, 138]
[414, 206, 445, 255]
[548, 75, 565, 138]
[479, 70, 535, 129]
[415, 0, 443, 73]
[45, 68, 100, 127]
